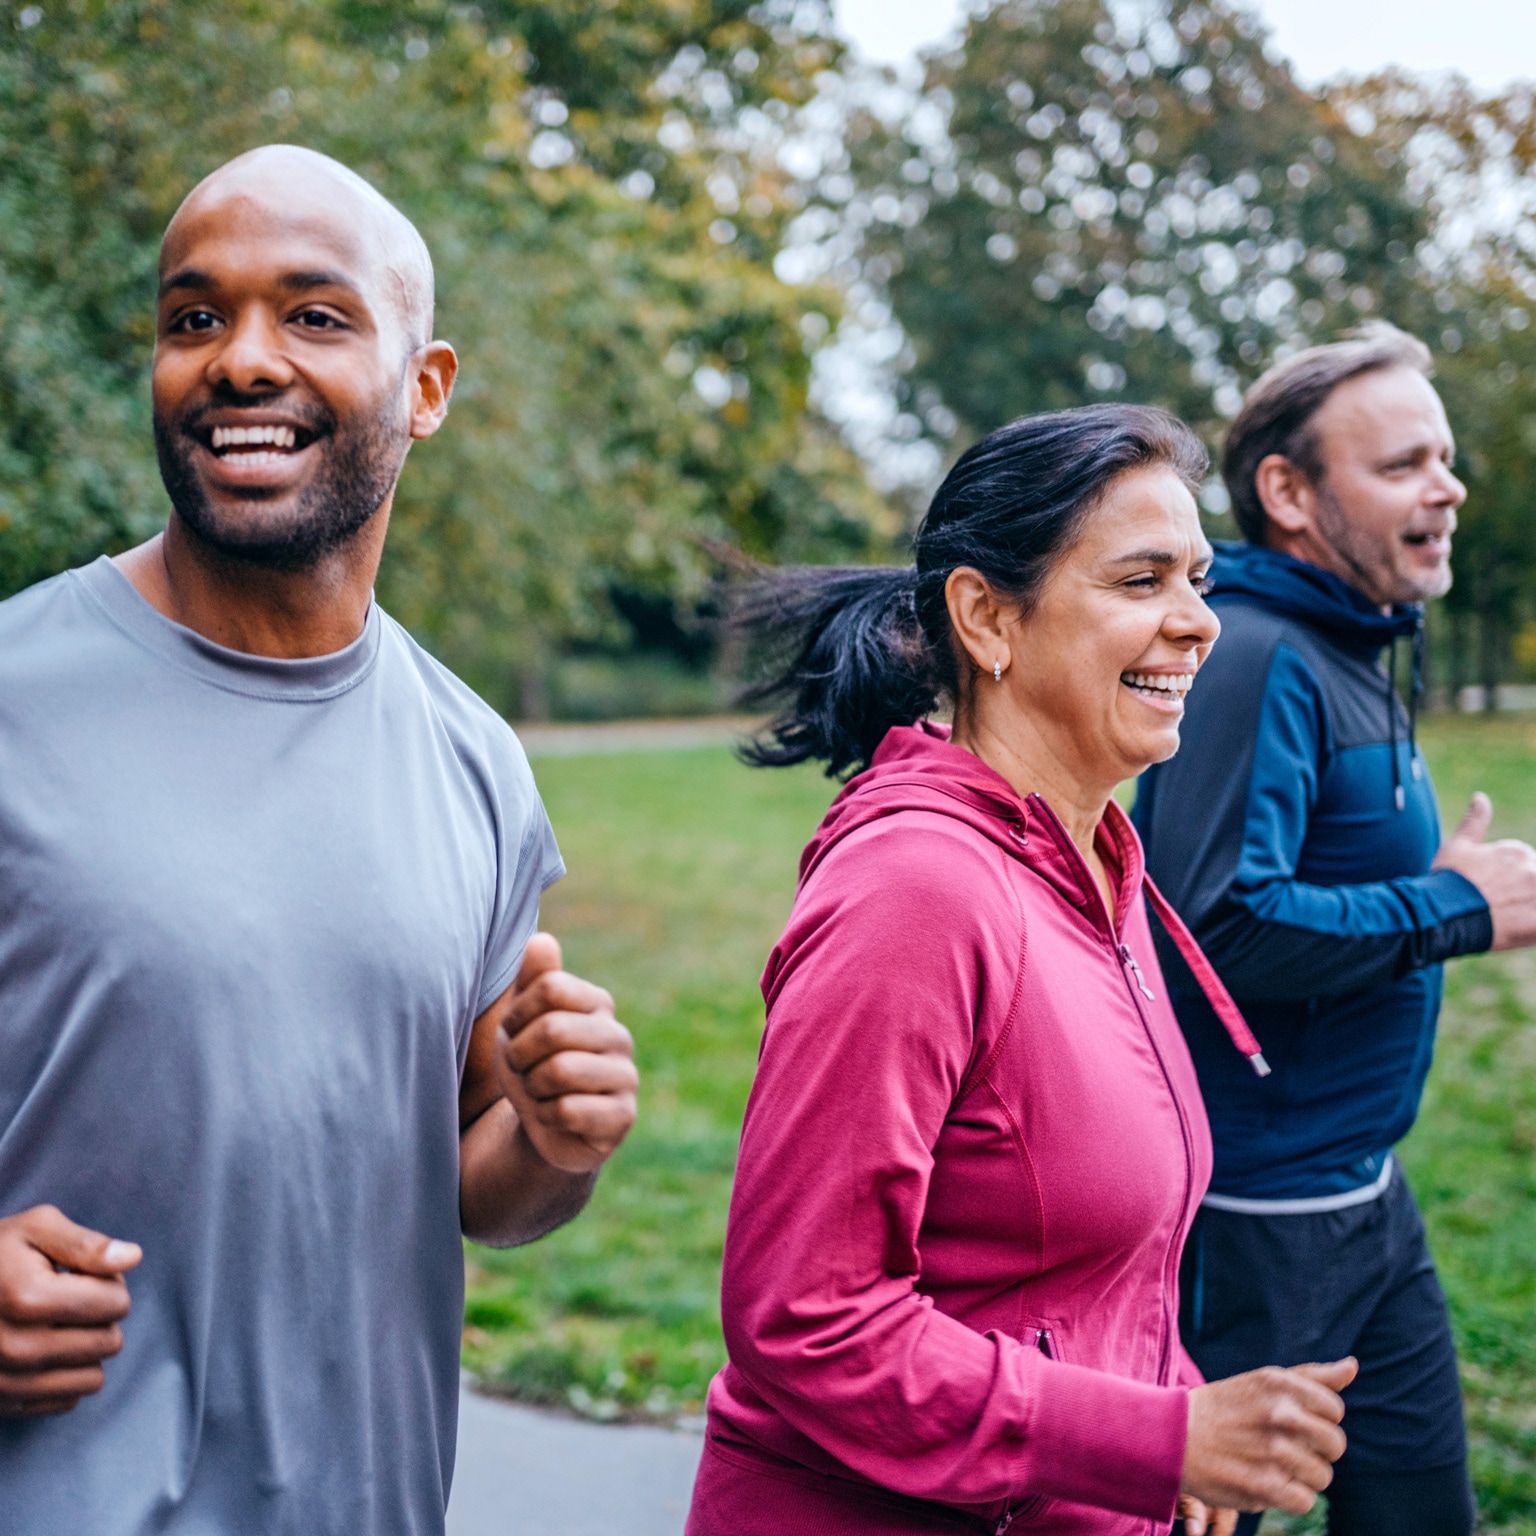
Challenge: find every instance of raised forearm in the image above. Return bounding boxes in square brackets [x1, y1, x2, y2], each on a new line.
[459, 1099, 597, 1248]
[1197, 870, 1491, 1000]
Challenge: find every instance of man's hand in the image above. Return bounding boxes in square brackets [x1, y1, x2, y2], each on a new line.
[1434, 793, 1536, 950]
[1181, 1358, 1357, 1515]
[0, 1206, 141, 1417]
[493, 934, 637, 1174]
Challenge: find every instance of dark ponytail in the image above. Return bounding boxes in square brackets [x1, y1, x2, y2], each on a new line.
[738, 404, 1207, 778]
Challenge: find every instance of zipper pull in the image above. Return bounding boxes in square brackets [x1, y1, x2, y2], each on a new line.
[994, 1512, 1015, 1535]
[1120, 944, 1155, 1000]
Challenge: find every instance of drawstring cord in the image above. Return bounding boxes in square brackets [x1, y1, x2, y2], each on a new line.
[1387, 617, 1427, 811]
[1143, 875, 1270, 1077]
[1410, 621, 1424, 783]
[1388, 640, 1403, 811]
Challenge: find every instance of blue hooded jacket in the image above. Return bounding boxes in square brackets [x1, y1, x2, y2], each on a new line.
[1134, 542, 1491, 1200]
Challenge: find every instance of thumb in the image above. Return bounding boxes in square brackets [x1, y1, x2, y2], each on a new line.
[1450, 792, 1493, 846]
[1293, 1357, 1359, 1392]
[27, 1205, 141, 1278]
[513, 931, 562, 992]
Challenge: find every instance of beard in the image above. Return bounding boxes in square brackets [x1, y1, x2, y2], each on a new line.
[1313, 481, 1453, 607]
[153, 382, 410, 572]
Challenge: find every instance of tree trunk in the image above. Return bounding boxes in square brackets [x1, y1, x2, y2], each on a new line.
[1449, 609, 1469, 699]
[1479, 609, 1502, 714]
[518, 661, 551, 722]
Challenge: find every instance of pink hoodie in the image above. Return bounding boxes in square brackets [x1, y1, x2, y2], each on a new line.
[689, 724, 1246, 1536]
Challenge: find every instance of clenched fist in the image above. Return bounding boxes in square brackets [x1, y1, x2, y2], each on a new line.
[1181, 1358, 1357, 1517]
[0, 1205, 142, 1417]
[492, 934, 638, 1175]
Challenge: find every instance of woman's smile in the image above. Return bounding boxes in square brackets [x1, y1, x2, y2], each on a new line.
[1120, 669, 1195, 711]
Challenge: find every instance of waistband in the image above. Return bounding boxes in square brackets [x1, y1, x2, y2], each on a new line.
[1200, 1154, 1395, 1215]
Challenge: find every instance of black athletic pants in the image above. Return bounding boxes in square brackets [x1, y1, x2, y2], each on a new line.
[1178, 1166, 1475, 1536]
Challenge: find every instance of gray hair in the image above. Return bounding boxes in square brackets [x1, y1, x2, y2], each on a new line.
[1222, 322, 1434, 542]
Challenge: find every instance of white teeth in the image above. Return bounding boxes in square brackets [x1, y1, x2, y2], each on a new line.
[210, 425, 298, 450]
[1120, 671, 1194, 696]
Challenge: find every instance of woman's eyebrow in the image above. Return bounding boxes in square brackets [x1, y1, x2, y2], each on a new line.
[1107, 548, 1180, 567]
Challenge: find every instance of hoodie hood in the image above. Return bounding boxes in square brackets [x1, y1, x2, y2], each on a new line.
[1209, 541, 1424, 812]
[1208, 541, 1421, 647]
[799, 721, 1144, 930]
[797, 721, 1272, 1075]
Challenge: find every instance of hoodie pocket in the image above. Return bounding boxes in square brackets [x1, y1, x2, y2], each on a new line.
[1018, 1318, 1066, 1362]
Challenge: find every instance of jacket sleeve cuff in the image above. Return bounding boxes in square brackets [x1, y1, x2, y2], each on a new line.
[1023, 1361, 1188, 1522]
[1410, 870, 1493, 967]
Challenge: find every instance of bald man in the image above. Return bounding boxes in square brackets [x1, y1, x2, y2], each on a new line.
[0, 146, 637, 1533]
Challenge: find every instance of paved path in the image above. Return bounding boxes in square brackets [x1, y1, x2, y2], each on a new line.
[448, 1387, 703, 1536]
[514, 716, 761, 759]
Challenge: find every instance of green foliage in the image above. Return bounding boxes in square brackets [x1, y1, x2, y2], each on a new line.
[462, 745, 835, 1418]
[0, 0, 894, 707]
[837, 1, 1536, 686]
[1341, 74, 1536, 691]
[843, 0, 1429, 451]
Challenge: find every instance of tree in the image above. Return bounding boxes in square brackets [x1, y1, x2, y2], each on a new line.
[0, 0, 893, 710]
[836, 0, 1431, 471]
[1339, 71, 1536, 698]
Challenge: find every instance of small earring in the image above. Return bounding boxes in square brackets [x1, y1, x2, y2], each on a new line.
[993, 660, 1003, 682]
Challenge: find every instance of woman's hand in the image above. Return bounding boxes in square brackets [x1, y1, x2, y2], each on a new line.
[1176, 1495, 1237, 1535]
[1181, 1358, 1358, 1516]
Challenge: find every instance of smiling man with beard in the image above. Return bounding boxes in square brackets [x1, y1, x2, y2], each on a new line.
[0, 146, 637, 1534]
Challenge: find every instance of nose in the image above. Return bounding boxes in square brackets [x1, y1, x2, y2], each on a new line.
[206, 307, 294, 395]
[1168, 580, 1221, 653]
[1430, 456, 1467, 511]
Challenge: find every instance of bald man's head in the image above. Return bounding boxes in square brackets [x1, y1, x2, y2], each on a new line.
[151, 144, 457, 573]
[163, 145, 434, 350]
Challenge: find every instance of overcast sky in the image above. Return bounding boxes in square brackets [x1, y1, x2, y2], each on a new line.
[836, 0, 1536, 93]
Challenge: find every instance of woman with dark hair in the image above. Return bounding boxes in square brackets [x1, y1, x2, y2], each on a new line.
[687, 406, 1357, 1536]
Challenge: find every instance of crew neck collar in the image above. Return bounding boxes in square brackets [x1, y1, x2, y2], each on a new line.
[74, 555, 382, 702]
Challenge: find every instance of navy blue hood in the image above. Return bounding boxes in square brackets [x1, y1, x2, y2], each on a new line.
[1208, 542, 1421, 648]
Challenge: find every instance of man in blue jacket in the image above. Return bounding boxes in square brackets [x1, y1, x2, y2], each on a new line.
[1136, 322, 1536, 1535]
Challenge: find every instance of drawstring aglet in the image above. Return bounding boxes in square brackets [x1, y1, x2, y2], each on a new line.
[1395, 785, 1405, 811]
[1248, 1052, 1271, 1077]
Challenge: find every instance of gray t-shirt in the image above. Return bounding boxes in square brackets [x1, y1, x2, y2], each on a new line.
[0, 558, 563, 1534]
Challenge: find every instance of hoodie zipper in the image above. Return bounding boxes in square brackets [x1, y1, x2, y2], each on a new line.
[1120, 945, 1155, 1000]
[991, 1331, 1054, 1532]
[1113, 939, 1195, 1387]
[1022, 794, 1198, 1384]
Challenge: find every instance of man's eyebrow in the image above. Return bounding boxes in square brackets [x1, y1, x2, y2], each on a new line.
[158, 268, 216, 298]
[1376, 438, 1438, 464]
[277, 269, 365, 297]
[158, 267, 367, 303]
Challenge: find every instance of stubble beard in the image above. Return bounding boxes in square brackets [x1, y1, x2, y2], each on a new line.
[1313, 481, 1453, 608]
[153, 385, 410, 572]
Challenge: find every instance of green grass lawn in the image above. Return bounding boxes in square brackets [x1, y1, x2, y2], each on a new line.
[463, 718, 1536, 1532]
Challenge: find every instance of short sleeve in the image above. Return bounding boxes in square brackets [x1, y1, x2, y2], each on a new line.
[474, 756, 565, 1016]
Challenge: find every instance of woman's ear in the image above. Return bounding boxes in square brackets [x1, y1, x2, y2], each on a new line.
[945, 567, 1013, 678]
